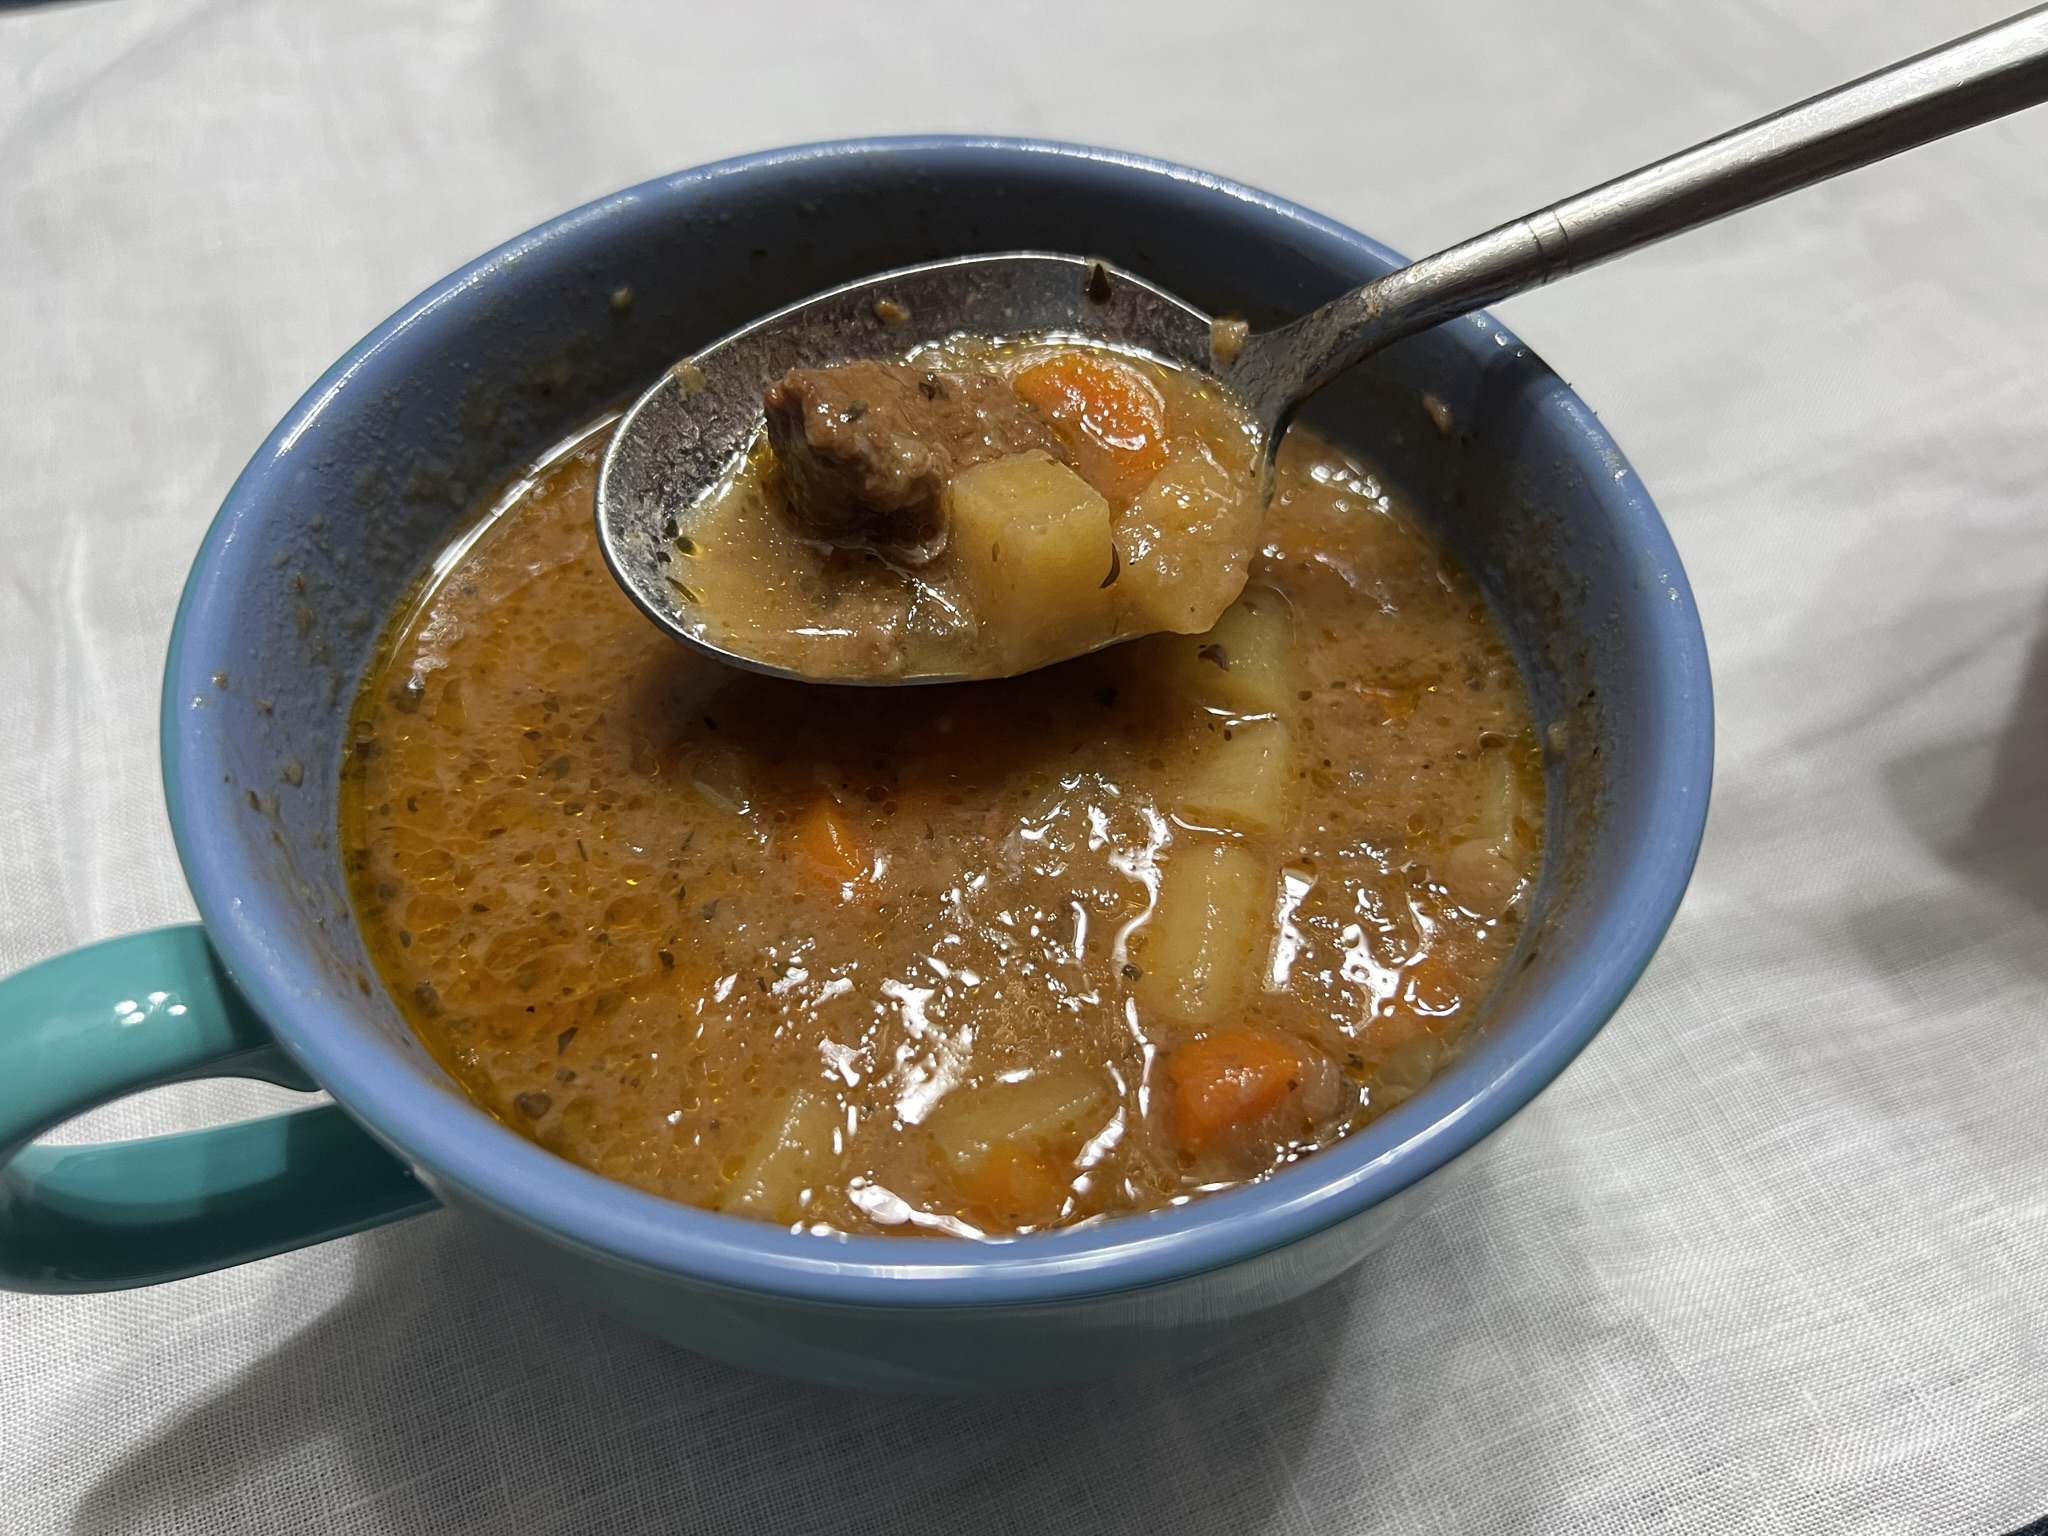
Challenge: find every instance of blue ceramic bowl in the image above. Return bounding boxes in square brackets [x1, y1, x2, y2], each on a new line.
[0, 139, 1710, 1391]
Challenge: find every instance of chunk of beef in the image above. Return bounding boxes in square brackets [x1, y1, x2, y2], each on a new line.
[762, 360, 1064, 562]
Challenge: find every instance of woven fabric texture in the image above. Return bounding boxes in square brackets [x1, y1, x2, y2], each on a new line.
[2, 1, 2044, 1531]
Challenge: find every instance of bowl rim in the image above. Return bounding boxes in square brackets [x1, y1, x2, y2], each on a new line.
[163, 135, 1713, 1308]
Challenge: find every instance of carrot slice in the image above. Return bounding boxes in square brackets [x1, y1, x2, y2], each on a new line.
[953, 1142, 1070, 1230]
[792, 799, 865, 887]
[1166, 1027, 1306, 1158]
[1013, 353, 1170, 502]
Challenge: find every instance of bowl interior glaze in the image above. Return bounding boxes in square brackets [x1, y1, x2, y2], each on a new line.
[163, 139, 1711, 1308]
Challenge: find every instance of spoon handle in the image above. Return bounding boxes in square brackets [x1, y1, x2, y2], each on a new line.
[1233, 4, 2048, 423]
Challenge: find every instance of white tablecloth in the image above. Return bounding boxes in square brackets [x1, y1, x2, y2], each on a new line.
[4, 2, 2045, 1530]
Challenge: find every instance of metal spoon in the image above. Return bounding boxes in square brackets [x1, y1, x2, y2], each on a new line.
[598, 5, 2048, 685]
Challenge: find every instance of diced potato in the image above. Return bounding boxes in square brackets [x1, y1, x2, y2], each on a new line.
[947, 452, 1115, 666]
[1401, 949, 1464, 1018]
[1135, 837, 1270, 1023]
[1112, 451, 1262, 634]
[1172, 719, 1296, 835]
[1442, 749, 1526, 914]
[1152, 586, 1303, 717]
[929, 1065, 1113, 1173]
[1443, 839, 1521, 915]
[1465, 749, 1520, 851]
[1375, 1032, 1452, 1108]
[720, 1087, 839, 1224]
[690, 747, 750, 812]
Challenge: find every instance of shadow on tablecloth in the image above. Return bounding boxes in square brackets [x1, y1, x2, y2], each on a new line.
[66, 1206, 1390, 1534]
[1876, 594, 2048, 976]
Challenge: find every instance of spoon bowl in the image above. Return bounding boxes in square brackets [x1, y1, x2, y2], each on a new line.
[597, 252, 1220, 685]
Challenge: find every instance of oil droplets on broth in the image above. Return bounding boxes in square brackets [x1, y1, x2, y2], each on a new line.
[339, 416, 1542, 1238]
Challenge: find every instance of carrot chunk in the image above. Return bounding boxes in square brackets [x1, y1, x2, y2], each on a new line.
[1013, 353, 1170, 502]
[953, 1142, 1069, 1230]
[792, 799, 865, 887]
[1357, 950, 1463, 1059]
[1166, 1027, 1306, 1158]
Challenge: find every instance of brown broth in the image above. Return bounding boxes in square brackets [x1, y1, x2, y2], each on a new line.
[340, 418, 1543, 1237]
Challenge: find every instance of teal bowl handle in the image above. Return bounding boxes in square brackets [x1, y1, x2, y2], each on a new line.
[0, 925, 438, 1292]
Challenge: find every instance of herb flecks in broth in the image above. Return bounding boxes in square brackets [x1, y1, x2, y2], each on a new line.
[341, 419, 1542, 1237]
